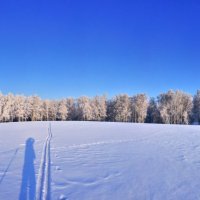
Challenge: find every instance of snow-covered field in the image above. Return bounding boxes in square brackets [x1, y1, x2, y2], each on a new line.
[1, 122, 200, 200]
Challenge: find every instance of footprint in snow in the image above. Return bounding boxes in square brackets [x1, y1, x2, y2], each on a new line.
[59, 194, 67, 200]
[55, 166, 62, 171]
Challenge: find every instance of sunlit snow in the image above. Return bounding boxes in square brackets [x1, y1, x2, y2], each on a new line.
[1, 121, 200, 200]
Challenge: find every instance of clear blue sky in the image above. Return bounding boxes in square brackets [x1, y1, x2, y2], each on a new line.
[0, 0, 200, 99]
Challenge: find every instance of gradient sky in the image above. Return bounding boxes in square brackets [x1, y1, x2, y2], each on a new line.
[0, 0, 200, 99]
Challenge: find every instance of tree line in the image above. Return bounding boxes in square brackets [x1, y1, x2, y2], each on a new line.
[0, 90, 200, 124]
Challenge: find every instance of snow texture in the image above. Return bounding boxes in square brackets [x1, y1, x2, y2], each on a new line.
[1, 121, 200, 200]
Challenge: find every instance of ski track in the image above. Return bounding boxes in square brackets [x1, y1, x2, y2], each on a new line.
[36, 123, 52, 200]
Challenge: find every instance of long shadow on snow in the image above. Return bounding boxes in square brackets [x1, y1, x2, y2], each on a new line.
[19, 138, 36, 200]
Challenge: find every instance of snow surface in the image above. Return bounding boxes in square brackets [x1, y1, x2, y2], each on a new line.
[1, 121, 200, 199]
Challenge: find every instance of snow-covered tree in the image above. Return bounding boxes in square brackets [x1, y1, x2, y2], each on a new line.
[41, 100, 50, 121]
[23, 96, 32, 121]
[13, 95, 25, 121]
[66, 98, 76, 120]
[106, 99, 115, 122]
[1, 94, 14, 122]
[77, 96, 92, 121]
[130, 94, 148, 123]
[48, 100, 57, 121]
[192, 90, 200, 124]
[29, 96, 42, 121]
[0, 91, 196, 124]
[158, 90, 192, 124]
[0, 93, 4, 121]
[57, 99, 68, 120]
[113, 94, 131, 122]
[91, 95, 107, 121]
[146, 97, 161, 123]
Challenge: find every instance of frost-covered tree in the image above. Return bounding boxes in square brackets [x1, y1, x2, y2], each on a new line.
[66, 98, 77, 120]
[0, 91, 197, 124]
[113, 94, 131, 122]
[23, 96, 32, 121]
[57, 99, 68, 121]
[13, 95, 25, 121]
[158, 90, 192, 124]
[77, 96, 92, 121]
[7, 93, 15, 121]
[48, 100, 57, 121]
[29, 96, 42, 121]
[192, 90, 200, 124]
[1, 94, 14, 122]
[41, 100, 50, 121]
[91, 96, 107, 121]
[106, 99, 115, 121]
[146, 97, 161, 123]
[0, 93, 3, 121]
[130, 94, 148, 123]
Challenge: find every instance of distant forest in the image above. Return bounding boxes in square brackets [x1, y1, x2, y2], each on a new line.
[0, 90, 200, 125]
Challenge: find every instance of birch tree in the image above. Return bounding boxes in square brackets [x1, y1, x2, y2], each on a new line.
[57, 99, 68, 120]
[130, 94, 148, 123]
[13, 95, 25, 121]
[106, 99, 115, 122]
[158, 90, 192, 124]
[192, 90, 200, 124]
[66, 98, 76, 120]
[91, 96, 107, 121]
[77, 96, 92, 121]
[146, 97, 161, 123]
[29, 96, 42, 121]
[113, 94, 131, 122]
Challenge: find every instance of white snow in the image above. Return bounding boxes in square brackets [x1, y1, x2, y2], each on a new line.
[1, 121, 200, 199]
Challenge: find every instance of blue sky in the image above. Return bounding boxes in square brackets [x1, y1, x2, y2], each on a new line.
[0, 0, 200, 99]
